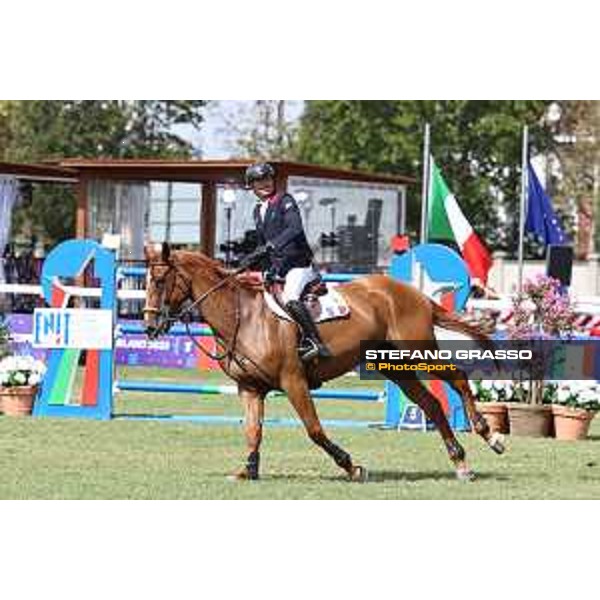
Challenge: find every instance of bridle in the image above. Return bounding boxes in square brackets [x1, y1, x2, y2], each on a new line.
[143, 262, 191, 332]
[143, 259, 246, 362]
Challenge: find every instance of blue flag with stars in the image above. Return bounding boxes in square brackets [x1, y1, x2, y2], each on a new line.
[525, 162, 570, 245]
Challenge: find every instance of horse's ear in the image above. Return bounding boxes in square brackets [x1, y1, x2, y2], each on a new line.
[161, 242, 171, 263]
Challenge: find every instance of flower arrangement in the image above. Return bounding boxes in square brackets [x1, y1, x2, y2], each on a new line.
[553, 381, 600, 412]
[0, 355, 47, 388]
[504, 274, 578, 404]
[472, 380, 555, 404]
[472, 379, 600, 412]
[507, 274, 577, 340]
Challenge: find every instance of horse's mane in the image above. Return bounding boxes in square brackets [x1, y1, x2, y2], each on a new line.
[174, 250, 265, 292]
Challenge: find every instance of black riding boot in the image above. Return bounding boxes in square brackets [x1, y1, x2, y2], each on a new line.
[285, 300, 332, 361]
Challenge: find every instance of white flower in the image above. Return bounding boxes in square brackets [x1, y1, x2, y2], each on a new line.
[0, 373, 7, 386]
[0, 356, 17, 372]
[33, 360, 47, 375]
[0, 355, 45, 371]
[13, 372, 26, 385]
[14, 356, 31, 371]
[28, 373, 41, 386]
[493, 381, 511, 393]
[578, 389, 596, 404]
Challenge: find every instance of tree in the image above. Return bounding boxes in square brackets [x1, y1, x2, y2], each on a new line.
[1, 100, 207, 245]
[296, 101, 553, 255]
[546, 101, 600, 259]
[0, 101, 13, 155]
[216, 100, 300, 159]
[2, 100, 206, 162]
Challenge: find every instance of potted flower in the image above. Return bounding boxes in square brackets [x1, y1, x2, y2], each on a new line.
[551, 381, 599, 441]
[505, 275, 577, 438]
[0, 355, 47, 416]
[506, 380, 556, 437]
[472, 379, 510, 434]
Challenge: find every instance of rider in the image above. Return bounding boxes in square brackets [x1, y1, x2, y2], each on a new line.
[242, 162, 332, 361]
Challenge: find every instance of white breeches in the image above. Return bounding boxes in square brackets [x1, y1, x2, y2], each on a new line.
[282, 266, 319, 303]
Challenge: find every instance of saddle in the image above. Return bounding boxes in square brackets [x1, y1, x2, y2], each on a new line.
[264, 274, 351, 323]
[303, 277, 328, 298]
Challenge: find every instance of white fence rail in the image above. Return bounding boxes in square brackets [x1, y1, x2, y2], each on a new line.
[3, 283, 600, 316]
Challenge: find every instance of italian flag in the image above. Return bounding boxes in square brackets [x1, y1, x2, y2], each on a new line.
[427, 158, 492, 283]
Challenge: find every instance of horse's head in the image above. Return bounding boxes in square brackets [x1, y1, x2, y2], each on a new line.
[143, 242, 191, 339]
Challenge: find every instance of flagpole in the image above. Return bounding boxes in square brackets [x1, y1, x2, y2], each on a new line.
[418, 123, 431, 292]
[420, 123, 431, 244]
[518, 125, 529, 293]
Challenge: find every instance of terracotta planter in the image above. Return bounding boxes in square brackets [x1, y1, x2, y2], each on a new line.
[507, 403, 553, 438]
[552, 405, 595, 441]
[0, 385, 37, 417]
[475, 402, 509, 434]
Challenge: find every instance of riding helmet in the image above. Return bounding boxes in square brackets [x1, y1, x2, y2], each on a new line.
[245, 162, 275, 188]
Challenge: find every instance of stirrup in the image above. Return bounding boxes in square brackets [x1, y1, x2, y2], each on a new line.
[298, 339, 319, 362]
[298, 339, 332, 361]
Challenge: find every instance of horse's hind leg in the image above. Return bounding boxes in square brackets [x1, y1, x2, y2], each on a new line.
[437, 369, 506, 455]
[283, 376, 367, 482]
[388, 372, 475, 481]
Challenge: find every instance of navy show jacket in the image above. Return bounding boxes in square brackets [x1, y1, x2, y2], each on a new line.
[252, 193, 314, 276]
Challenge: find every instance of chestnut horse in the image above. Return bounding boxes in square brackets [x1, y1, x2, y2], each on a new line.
[143, 243, 505, 482]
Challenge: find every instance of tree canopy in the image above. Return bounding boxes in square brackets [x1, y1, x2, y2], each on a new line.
[0, 100, 207, 245]
[296, 101, 554, 255]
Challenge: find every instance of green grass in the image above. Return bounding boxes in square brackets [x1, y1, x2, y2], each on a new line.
[2, 367, 600, 499]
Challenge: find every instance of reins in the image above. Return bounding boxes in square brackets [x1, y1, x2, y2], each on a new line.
[145, 259, 273, 383]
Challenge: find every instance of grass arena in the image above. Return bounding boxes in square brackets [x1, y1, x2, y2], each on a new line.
[1, 367, 600, 499]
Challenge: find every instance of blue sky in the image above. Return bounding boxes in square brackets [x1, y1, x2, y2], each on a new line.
[174, 100, 305, 158]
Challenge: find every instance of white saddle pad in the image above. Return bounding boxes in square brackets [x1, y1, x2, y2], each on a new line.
[264, 285, 351, 323]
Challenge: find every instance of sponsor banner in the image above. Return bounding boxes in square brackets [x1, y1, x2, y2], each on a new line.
[32, 308, 113, 349]
[5, 315, 218, 370]
[114, 324, 205, 369]
[5, 314, 47, 361]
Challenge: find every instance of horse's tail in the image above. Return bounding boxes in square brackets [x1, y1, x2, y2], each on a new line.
[430, 300, 495, 353]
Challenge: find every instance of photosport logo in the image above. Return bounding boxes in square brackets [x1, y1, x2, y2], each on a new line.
[359, 339, 600, 381]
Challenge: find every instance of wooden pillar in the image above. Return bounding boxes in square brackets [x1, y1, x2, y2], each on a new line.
[75, 176, 88, 239]
[275, 169, 288, 195]
[74, 176, 89, 304]
[201, 181, 217, 257]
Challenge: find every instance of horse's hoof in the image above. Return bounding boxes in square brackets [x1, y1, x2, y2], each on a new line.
[488, 432, 506, 455]
[349, 465, 368, 483]
[227, 468, 259, 482]
[456, 466, 476, 482]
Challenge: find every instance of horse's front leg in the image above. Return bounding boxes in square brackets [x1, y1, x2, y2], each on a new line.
[230, 386, 265, 481]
